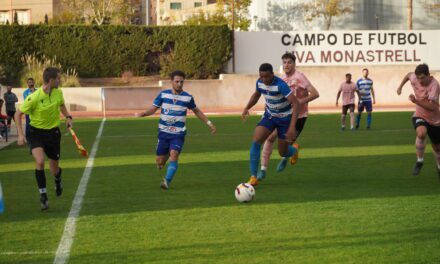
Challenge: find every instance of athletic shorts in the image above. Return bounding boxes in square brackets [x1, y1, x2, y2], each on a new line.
[257, 113, 292, 140]
[412, 117, 440, 145]
[358, 101, 372, 112]
[342, 104, 355, 115]
[156, 132, 185, 156]
[29, 126, 61, 160]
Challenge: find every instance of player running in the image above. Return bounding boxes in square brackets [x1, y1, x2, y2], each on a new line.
[242, 63, 301, 187]
[397, 63, 440, 178]
[257, 53, 319, 181]
[355, 68, 376, 129]
[136, 70, 216, 190]
[15, 67, 72, 210]
[336, 73, 359, 131]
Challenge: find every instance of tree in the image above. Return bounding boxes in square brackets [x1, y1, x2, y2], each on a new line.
[58, 0, 133, 25]
[419, 0, 440, 19]
[258, 1, 299, 31]
[185, 0, 251, 31]
[300, 0, 352, 30]
[13, 11, 18, 25]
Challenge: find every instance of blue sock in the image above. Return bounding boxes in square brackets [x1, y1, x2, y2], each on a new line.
[165, 161, 178, 183]
[250, 142, 261, 176]
[356, 114, 361, 126]
[367, 114, 372, 127]
[284, 145, 297, 158]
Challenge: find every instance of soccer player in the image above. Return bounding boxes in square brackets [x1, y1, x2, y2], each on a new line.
[23, 78, 37, 146]
[136, 70, 216, 190]
[257, 53, 319, 181]
[355, 68, 376, 129]
[3, 84, 18, 131]
[242, 63, 301, 186]
[397, 63, 440, 178]
[336, 73, 359, 131]
[15, 67, 72, 210]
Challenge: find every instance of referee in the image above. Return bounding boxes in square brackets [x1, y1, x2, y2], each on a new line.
[15, 67, 73, 211]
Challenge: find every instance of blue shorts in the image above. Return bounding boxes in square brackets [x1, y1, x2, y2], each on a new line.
[156, 132, 185, 156]
[358, 100, 373, 112]
[257, 113, 291, 140]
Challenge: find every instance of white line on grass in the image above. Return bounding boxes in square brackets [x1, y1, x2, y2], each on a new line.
[53, 118, 106, 264]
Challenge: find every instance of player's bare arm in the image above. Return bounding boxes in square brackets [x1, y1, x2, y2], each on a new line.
[60, 104, 73, 128]
[409, 95, 438, 112]
[336, 89, 342, 106]
[136, 106, 159, 117]
[299, 85, 319, 105]
[192, 107, 216, 134]
[371, 86, 376, 104]
[242, 90, 261, 122]
[14, 109, 26, 146]
[397, 72, 411, 95]
[285, 93, 300, 143]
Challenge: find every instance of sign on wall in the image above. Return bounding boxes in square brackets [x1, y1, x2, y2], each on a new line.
[234, 30, 440, 73]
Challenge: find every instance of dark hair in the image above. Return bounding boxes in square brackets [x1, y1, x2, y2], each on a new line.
[345, 73, 352, 77]
[170, 70, 186, 80]
[43, 67, 60, 83]
[27, 77, 34, 82]
[362, 68, 369, 72]
[415, 63, 430, 76]
[259, 63, 273, 73]
[0, 98, 3, 103]
[281, 52, 296, 63]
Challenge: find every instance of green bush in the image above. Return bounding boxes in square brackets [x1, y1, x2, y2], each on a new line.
[0, 24, 231, 82]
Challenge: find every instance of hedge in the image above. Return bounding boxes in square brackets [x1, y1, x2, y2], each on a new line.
[0, 24, 231, 81]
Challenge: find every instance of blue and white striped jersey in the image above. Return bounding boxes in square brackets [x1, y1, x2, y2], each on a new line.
[256, 76, 293, 118]
[153, 89, 196, 135]
[356, 78, 373, 102]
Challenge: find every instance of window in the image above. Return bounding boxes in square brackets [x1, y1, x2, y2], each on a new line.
[0, 11, 10, 24]
[170, 2, 182, 10]
[194, 2, 202, 7]
[16, 10, 30, 25]
[207, 0, 217, 4]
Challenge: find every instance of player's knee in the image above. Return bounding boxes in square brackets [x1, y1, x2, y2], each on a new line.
[35, 159, 44, 169]
[416, 131, 427, 140]
[169, 151, 179, 161]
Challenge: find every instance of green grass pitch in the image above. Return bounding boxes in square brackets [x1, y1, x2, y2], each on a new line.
[1, 112, 440, 263]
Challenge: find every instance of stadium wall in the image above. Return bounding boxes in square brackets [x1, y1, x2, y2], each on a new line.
[6, 65, 439, 115]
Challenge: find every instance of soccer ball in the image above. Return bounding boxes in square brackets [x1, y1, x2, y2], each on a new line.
[235, 183, 255, 203]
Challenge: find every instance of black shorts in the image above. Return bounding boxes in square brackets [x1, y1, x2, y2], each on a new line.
[29, 126, 61, 160]
[296, 117, 307, 138]
[412, 117, 440, 145]
[342, 104, 355, 115]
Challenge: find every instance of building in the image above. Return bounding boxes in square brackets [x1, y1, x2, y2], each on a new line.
[0, 0, 61, 24]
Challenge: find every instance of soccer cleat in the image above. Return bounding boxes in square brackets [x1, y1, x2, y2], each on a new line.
[340, 127, 345, 132]
[55, 178, 63, 197]
[366, 126, 371, 130]
[247, 176, 259, 187]
[277, 158, 288, 172]
[355, 124, 359, 130]
[256, 170, 266, 181]
[290, 143, 300, 165]
[160, 178, 169, 190]
[437, 168, 440, 182]
[40, 193, 49, 211]
[412, 162, 423, 176]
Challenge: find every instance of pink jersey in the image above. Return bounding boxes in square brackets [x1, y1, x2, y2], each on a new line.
[339, 82, 357, 106]
[409, 73, 440, 126]
[282, 71, 312, 118]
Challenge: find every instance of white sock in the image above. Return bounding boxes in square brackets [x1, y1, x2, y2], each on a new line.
[417, 157, 424, 163]
[437, 164, 440, 170]
[38, 188, 47, 194]
[261, 166, 267, 171]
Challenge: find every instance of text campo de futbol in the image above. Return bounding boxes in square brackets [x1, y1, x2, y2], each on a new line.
[281, 32, 427, 63]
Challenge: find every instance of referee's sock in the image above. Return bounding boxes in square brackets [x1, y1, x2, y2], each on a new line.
[35, 169, 47, 194]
